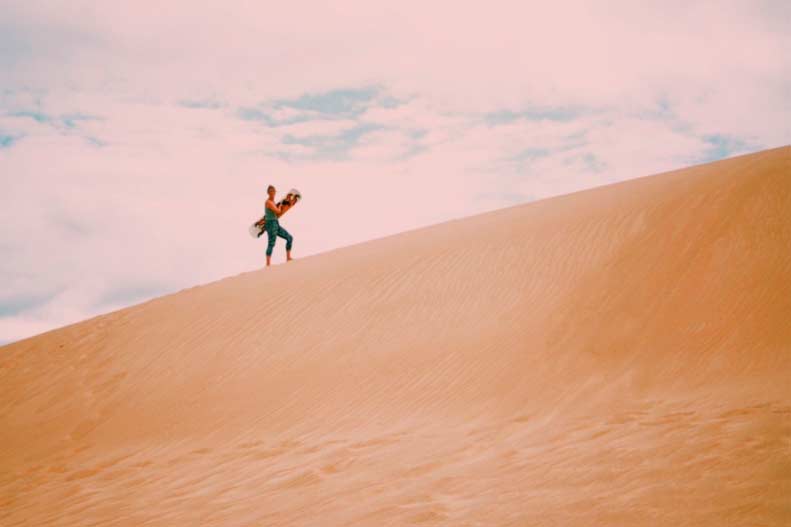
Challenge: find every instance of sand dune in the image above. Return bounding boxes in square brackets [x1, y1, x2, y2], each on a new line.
[2, 145, 790, 526]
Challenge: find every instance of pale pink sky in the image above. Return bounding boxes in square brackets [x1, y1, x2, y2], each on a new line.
[1, 1, 789, 344]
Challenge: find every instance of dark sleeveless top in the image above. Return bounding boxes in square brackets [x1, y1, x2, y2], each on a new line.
[264, 202, 278, 221]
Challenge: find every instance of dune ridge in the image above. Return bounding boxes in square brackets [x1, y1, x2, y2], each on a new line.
[2, 145, 790, 525]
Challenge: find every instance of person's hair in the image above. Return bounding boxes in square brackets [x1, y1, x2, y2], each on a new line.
[267, 185, 275, 193]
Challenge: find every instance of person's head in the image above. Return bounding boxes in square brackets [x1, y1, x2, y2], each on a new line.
[267, 185, 276, 198]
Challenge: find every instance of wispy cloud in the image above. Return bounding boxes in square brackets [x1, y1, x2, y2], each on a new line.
[9, 110, 50, 123]
[179, 98, 225, 110]
[230, 86, 413, 160]
[0, 1, 789, 344]
[1, 101, 104, 149]
[695, 134, 756, 164]
[272, 86, 382, 117]
[0, 290, 61, 318]
[484, 106, 586, 126]
[279, 122, 384, 161]
[0, 134, 19, 148]
[236, 87, 387, 126]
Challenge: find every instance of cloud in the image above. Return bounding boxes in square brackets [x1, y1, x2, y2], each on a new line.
[179, 98, 225, 110]
[271, 86, 382, 117]
[483, 106, 586, 126]
[0, 134, 18, 148]
[0, 291, 61, 318]
[695, 134, 758, 164]
[9, 110, 50, 123]
[0, 1, 789, 344]
[281, 122, 385, 160]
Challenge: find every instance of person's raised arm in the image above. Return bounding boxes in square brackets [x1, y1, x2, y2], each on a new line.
[277, 194, 298, 217]
[266, 198, 282, 215]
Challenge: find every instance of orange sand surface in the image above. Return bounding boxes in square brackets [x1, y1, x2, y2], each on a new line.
[2, 146, 790, 526]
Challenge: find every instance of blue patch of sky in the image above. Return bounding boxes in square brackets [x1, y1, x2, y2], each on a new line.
[0, 290, 61, 317]
[696, 134, 754, 164]
[272, 86, 379, 117]
[406, 128, 427, 140]
[0, 134, 18, 148]
[581, 152, 606, 172]
[645, 94, 674, 120]
[236, 85, 418, 161]
[4, 109, 104, 145]
[634, 95, 693, 135]
[394, 143, 429, 162]
[61, 113, 101, 128]
[501, 131, 590, 170]
[512, 147, 551, 162]
[237, 106, 276, 124]
[563, 129, 589, 145]
[0, 24, 33, 68]
[9, 110, 50, 123]
[484, 105, 583, 126]
[385, 129, 430, 161]
[624, 96, 758, 165]
[47, 210, 93, 236]
[338, 122, 382, 143]
[238, 85, 408, 128]
[180, 98, 223, 109]
[379, 95, 402, 109]
[6, 109, 102, 130]
[561, 151, 607, 173]
[498, 136, 604, 176]
[279, 122, 385, 161]
[0, 20, 107, 70]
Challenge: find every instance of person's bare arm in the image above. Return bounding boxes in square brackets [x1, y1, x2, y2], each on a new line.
[277, 194, 298, 217]
[266, 199, 282, 215]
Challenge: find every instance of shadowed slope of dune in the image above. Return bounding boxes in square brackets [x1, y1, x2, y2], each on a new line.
[2, 145, 790, 526]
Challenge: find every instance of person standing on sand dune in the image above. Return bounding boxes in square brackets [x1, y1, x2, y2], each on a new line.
[263, 185, 294, 267]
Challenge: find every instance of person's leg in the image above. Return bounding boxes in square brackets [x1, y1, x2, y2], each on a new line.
[265, 221, 278, 266]
[277, 225, 294, 261]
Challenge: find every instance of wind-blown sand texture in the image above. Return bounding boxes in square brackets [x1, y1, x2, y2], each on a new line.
[2, 146, 790, 526]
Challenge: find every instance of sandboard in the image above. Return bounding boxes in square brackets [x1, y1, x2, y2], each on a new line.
[249, 188, 302, 238]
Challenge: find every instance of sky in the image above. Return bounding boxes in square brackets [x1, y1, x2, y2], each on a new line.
[1, 0, 789, 345]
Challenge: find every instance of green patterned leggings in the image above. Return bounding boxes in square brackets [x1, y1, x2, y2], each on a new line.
[266, 220, 293, 256]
